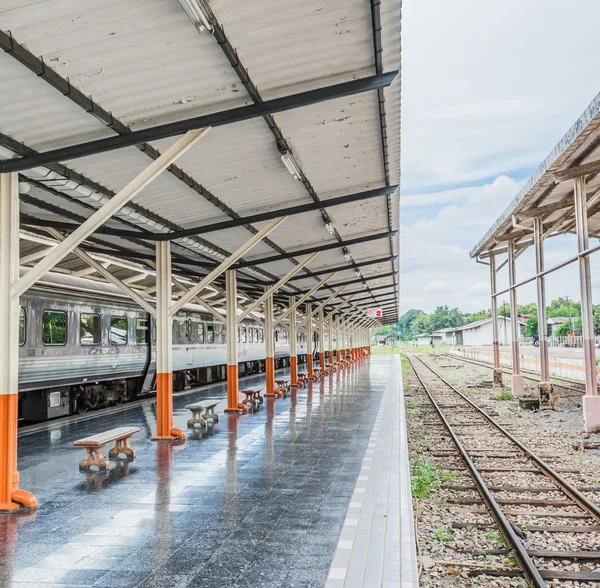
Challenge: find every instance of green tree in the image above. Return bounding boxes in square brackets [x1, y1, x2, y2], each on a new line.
[524, 314, 538, 337]
[518, 303, 537, 316]
[428, 305, 464, 331]
[397, 309, 425, 340]
[464, 309, 492, 324]
[554, 321, 571, 337]
[410, 313, 431, 337]
[498, 302, 510, 317]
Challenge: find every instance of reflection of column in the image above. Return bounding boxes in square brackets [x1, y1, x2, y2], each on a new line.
[155, 443, 174, 560]
[226, 414, 239, 518]
[336, 321, 341, 365]
[328, 321, 334, 367]
[0, 173, 37, 511]
[0, 509, 36, 581]
[507, 241, 524, 397]
[264, 399, 275, 491]
[289, 296, 298, 387]
[289, 387, 298, 443]
[574, 177, 600, 432]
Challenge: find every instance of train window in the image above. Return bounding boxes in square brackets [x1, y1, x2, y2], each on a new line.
[248, 328, 254, 343]
[207, 324, 214, 344]
[196, 323, 204, 344]
[42, 311, 67, 346]
[179, 319, 187, 340]
[136, 318, 149, 344]
[110, 316, 128, 345]
[254, 328, 259, 343]
[241, 327, 247, 343]
[152, 323, 156, 343]
[259, 328, 264, 343]
[283, 329, 288, 343]
[80, 313, 100, 346]
[19, 307, 25, 346]
[237, 327, 240, 343]
[275, 330, 279, 343]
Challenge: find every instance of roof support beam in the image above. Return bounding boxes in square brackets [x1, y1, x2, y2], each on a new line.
[300, 286, 347, 328]
[235, 253, 318, 323]
[554, 160, 600, 183]
[300, 271, 397, 295]
[286, 255, 398, 282]
[12, 129, 210, 299]
[0, 71, 398, 172]
[169, 217, 286, 316]
[234, 231, 397, 269]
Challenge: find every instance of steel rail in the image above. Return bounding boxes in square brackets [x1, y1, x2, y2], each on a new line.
[404, 351, 544, 587]
[438, 353, 587, 395]
[407, 351, 600, 526]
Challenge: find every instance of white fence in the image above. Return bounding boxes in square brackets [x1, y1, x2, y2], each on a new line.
[521, 335, 600, 348]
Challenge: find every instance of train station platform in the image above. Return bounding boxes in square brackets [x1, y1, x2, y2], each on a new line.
[1, 355, 416, 588]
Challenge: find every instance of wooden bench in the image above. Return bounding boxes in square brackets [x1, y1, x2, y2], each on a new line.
[185, 402, 220, 428]
[74, 426, 140, 471]
[294, 372, 308, 388]
[241, 388, 263, 410]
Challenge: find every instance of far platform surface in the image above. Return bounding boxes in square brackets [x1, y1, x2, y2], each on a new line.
[2, 355, 416, 588]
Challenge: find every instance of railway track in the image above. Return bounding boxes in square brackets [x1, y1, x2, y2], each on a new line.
[437, 352, 587, 395]
[404, 351, 600, 586]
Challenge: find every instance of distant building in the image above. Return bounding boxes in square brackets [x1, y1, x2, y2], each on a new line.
[547, 317, 570, 335]
[413, 332, 444, 346]
[440, 316, 525, 346]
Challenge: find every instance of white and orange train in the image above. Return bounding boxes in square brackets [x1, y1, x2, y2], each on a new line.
[17, 273, 309, 422]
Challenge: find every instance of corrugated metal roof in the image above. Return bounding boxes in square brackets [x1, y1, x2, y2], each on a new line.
[1, 0, 401, 321]
[471, 90, 600, 258]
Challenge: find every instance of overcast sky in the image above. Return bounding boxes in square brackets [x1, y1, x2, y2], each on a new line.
[400, 0, 600, 315]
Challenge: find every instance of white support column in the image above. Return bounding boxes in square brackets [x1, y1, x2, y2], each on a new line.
[225, 270, 245, 413]
[306, 302, 315, 379]
[289, 296, 299, 386]
[336, 320, 342, 364]
[153, 241, 184, 441]
[264, 288, 277, 397]
[574, 176, 600, 432]
[0, 173, 37, 511]
[328, 320, 335, 368]
[273, 273, 335, 326]
[318, 308, 327, 374]
[533, 216, 554, 409]
[507, 240, 524, 397]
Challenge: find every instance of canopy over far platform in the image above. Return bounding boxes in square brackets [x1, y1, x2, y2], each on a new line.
[470, 91, 600, 259]
[0, 0, 401, 323]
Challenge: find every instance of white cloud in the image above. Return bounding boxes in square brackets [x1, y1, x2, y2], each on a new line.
[400, 0, 600, 315]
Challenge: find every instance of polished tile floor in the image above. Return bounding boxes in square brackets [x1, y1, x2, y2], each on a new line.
[1, 355, 409, 588]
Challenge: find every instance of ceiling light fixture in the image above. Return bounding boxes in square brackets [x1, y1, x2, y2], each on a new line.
[344, 252, 352, 262]
[355, 269, 361, 278]
[178, 0, 213, 33]
[280, 151, 303, 181]
[325, 223, 335, 235]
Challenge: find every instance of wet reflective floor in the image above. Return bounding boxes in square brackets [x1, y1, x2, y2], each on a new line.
[1, 357, 395, 588]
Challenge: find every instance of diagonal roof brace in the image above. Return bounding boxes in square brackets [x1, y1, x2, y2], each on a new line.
[235, 253, 318, 324]
[0, 71, 398, 172]
[286, 254, 398, 282]
[169, 216, 286, 316]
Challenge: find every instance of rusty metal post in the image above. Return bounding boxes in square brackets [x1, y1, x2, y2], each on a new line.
[574, 176, 600, 432]
[507, 241, 524, 397]
[533, 217, 554, 409]
[490, 253, 503, 389]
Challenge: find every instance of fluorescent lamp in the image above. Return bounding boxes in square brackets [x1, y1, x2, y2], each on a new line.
[280, 151, 303, 181]
[325, 223, 335, 235]
[344, 252, 352, 262]
[178, 0, 213, 33]
[355, 269, 361, 278]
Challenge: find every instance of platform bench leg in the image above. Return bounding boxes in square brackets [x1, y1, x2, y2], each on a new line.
[80, 447, 109, 471]
[205, 406, 220, 423]
[109, 437, 136, 460]
[187, 410, 207, 428]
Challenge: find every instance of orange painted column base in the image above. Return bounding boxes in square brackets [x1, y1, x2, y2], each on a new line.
[225, 363, 247, 413]
[307, 354, 317, 380]
[265, 356, 277, 397]
[152, 373, 186, 442]
[337, 350, 341, 364]
[0, 394, 37, 511]
[319, 352, 328, 374]
[329, 350, 335, 369]
[290, 356, 298, 387]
